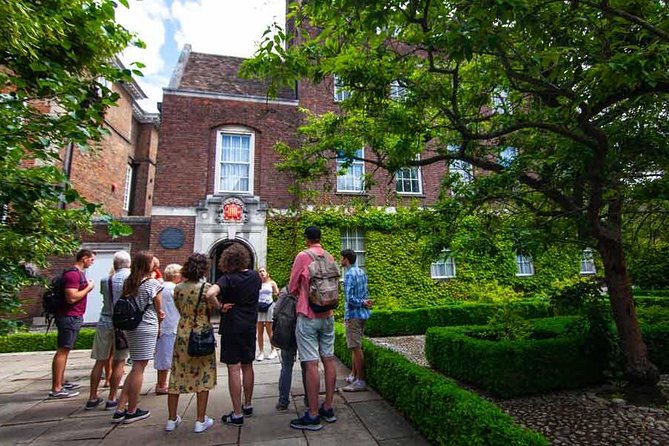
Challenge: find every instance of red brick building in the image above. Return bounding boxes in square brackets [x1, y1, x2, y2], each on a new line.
[25, 67, 160, 325]
[149, 42, 448, 281]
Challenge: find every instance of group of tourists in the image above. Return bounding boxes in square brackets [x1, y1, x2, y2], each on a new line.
[47, 225, 372, 433]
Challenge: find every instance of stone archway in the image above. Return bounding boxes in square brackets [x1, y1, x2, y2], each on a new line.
[208, 238, 256, 283]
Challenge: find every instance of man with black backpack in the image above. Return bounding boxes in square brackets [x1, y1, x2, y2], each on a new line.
[49, 249, 96, 399]
[287, 226, 338, 431]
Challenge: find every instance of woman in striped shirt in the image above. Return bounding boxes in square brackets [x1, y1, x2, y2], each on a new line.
[111, 251, 164, 425]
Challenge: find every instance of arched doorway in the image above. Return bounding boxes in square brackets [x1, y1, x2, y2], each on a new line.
[209, 238, 255, 283]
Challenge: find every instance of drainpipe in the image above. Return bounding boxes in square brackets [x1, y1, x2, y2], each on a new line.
[58, 141, 75, 209]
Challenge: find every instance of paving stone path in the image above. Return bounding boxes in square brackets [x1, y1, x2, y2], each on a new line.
[373, 335, 669, 446]
[0, 348, 430, 446]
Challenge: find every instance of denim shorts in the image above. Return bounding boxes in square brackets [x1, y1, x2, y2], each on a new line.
[295, 314, 335, 363]
[55, 315, 83, 349]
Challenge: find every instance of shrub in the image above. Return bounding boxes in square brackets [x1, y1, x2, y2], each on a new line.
[0, 329, 95, 353]
[485, 304, 533, 341]
[334, 324, 547, 445]
[425, 318, 605, 398]
[365, 300, 552, 337]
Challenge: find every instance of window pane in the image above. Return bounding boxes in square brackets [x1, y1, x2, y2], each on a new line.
[396, 166, 421, 194]
[123, 164, 133, 211]
[219, 132, 252, 193]
[580, 249, 596, 274]
[341, 228, 365, 269]
[516, 254, 534, 276]
[431, 251, 456, 279]
[337, 149, 364, 192]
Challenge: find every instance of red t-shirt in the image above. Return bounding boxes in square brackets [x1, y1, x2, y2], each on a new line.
[60, 269, 87, 317]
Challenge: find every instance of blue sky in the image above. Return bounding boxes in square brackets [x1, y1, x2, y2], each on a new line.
[116, 0, 286, 112]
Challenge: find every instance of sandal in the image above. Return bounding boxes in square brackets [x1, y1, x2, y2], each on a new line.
[155, 387, 168, 395]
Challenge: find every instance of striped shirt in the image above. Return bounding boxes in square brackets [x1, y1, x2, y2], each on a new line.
[344, 266, 370, 321]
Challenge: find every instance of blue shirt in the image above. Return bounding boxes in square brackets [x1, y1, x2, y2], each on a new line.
[343, 265, 371, 321]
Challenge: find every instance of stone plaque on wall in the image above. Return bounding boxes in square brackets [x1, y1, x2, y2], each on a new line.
[159, 227, 185, 249]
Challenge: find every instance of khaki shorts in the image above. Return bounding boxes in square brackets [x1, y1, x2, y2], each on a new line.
[91, 326, 129, 361]
[345, 318, 366, 349]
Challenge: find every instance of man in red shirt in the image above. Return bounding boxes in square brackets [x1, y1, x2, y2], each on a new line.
[49, 249, 96, 399]
[288, 226, 337, 431]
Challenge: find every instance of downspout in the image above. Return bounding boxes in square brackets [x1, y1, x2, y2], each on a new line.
[58, 141, 75, 209]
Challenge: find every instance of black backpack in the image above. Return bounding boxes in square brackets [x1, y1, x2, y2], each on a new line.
[112, 296, 150, 331]
[42, 267, 81, 331]
[271, 287, 297, 350]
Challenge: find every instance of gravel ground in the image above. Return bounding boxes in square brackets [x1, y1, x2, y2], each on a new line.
[371, 335, 669, 446]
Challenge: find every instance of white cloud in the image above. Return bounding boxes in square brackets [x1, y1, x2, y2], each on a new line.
[115, 0, 285, 113]
[116, 0, 171, 75]
[171, 0, 285, 58]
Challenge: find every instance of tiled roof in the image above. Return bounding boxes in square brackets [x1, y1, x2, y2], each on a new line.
[176, 51, 296, 100]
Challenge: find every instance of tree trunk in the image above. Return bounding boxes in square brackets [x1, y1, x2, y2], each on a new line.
[597, 236, 659, 386]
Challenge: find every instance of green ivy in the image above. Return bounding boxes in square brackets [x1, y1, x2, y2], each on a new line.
[266, 207, 592, 309]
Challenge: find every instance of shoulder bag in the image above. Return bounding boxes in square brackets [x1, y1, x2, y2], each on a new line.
[188, 283, 216, 357]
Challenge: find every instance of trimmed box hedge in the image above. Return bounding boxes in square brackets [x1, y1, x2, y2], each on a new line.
[425, 317, 605, 398]
[636, 296, 669, 308]
[0, 329, 95, 353]
[334, 324, 547, 445]
[365, 300, 552, 337]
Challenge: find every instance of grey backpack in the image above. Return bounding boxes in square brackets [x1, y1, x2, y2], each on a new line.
[305, 250, 340, 313]
[271, 287, 297, 350]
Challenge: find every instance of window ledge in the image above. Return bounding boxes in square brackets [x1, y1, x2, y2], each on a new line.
[397, 192, 425, 197]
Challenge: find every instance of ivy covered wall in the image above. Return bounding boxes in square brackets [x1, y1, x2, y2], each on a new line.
[266, 207, 594, 309]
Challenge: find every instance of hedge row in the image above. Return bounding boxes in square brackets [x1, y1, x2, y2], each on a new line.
[425, 317, 605, 398]
[636, 296, 669, 308]
[333, 324, 547, 445]
[635, 289, 669, 297]
[365, 300, 552, 337]
[365, 297, 668, 338]
[0, 329, 95, 353]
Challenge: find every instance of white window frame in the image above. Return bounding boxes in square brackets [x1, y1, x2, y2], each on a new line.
[337, 148, 365, 193]
[215, 127, 255, 195]
[122, 163, 133, 212]
[431, 250, 456, 279]
[334, 75, 351, 102]
[390, 80, 407, 100]
[395, 155, 422, 195]
[580, 249, 596, 275]
[515, 254, 535, 277]
[341, 227, 366, 270]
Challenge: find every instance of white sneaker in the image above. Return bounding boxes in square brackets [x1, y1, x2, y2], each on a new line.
[194, 416, 214, 433]
[345, 374, 355, 384]
[165, 415, 182, 432]
[256, 353, 264, 361]
[268, 349, 278, 360]
[342, 379, 367, 392]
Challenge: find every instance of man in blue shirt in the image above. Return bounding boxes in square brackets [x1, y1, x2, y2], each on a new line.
[340, 249, 372, 392]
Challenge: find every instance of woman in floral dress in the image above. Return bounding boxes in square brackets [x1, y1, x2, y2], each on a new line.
[165, 253, 221, 434]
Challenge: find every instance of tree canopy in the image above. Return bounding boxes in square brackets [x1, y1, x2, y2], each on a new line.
[0, 0, 139, 332]
[245, 0, 669, 383]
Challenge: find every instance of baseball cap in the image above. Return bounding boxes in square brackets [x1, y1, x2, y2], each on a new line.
[304, 226, 321, 241]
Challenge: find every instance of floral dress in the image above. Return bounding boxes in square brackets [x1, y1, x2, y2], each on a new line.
[168, 280, 217, 394]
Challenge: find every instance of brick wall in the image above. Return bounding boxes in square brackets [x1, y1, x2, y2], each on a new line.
[148, 215, 198, 268]
[154, 94, 301, 209]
